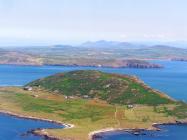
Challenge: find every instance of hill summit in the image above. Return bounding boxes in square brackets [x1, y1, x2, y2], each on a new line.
[26, 70, 173, 105]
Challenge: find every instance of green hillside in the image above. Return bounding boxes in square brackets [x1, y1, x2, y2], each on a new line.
[26, 70, 173, 105]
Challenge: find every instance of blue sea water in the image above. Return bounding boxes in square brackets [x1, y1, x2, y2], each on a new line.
[96, 125, 187, 140]
[0, 114, 64, 140]
[0, 60, 187, 140]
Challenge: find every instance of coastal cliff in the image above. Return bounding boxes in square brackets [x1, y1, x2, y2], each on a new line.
[172, 58, 187, 62]
[44, 59, 162, 68]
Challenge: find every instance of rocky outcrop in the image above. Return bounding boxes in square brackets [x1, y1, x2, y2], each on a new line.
[123, 59, 163, 68]
[172, 58, 187, 62]
[45, 59, 163, 69]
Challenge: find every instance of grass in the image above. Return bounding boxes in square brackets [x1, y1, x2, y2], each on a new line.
[154, 102, 187, 119]
[0, 87, 185, 140]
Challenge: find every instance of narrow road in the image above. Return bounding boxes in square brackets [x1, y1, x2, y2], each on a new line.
[114, 106, 122, 127]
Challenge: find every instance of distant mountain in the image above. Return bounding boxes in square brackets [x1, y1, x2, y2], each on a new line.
[80, 42, 187, 59]
[51, 44, 73, 48]
[133, 45, 187, 59]
[81, 40, 144, 49]
[149, 45, 186, 50]
[162, 41, 187, 48]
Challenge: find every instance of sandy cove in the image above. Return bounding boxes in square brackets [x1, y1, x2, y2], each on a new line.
[89, 120, 187, 140]
[88, 126, 158, 140]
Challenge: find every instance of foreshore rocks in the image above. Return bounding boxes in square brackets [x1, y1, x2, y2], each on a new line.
[172, 58, 187, 62]
[44, 59, 163, 69]
[0, 110, 187, 140]
[0, 110, 74, 140]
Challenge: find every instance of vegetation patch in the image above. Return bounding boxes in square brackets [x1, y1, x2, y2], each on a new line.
[26, 70, 173, 105]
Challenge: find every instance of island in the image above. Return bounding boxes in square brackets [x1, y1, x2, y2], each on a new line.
[0, 70, 186, 140]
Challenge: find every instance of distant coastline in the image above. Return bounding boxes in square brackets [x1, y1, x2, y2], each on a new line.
[0, 60, 163, 69]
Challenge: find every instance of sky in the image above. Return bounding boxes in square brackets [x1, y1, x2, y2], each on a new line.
[0, 0, 187, 46]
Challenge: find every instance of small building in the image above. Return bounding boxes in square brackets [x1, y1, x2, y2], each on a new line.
[69, 96, 75, 99]
[23, 86, 33, 91]
[54, 90, 59, 93]
[105, 84, 110, 88]
[83, 95, 89, 99]
[127, 104, 134, 109]
[64, 96, 75, 99]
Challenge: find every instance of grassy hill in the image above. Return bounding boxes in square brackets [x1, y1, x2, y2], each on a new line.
[26, 70, 173, 105]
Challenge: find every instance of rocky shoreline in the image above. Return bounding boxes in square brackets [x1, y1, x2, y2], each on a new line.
[0, 110, 186, 140]
[89, 121, 187, 140]
[43, 59, 163, 69]
[89, 127, 158, 140]
[31, 129, 63, 140]
[0, 59, 163, 69]
[171, 58, 187, 62]
[0, 110, 74, 140]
